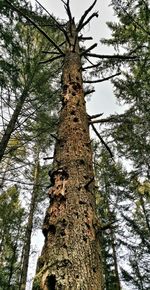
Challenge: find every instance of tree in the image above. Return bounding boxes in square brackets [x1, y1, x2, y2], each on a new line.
[0, 185, 25, 290]
[98, 1, 150, 288]
[5, 0, 140, 289]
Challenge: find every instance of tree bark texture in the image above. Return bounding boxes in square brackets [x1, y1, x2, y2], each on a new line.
[33, 21, 103, 290]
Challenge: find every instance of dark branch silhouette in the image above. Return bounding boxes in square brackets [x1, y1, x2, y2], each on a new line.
[80, 43, 97, 56]
[79, 36, 93, 41]
[84, 72, 121, 83]
[39, 55, 64, 64]
[84, 89, 95, 96]
[77, 0, 97, 31]
[85, 53, 137, 60]
[78, 12, 99, 32]
[6, 0, 65, 56]
[35, 0, 71, 44]
[88, 113, 103, 119]
[91, 123, 114, 159]
[61, 0, 72, 22]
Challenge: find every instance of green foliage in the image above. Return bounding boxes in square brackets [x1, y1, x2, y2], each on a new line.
[0, 185, 25, 289]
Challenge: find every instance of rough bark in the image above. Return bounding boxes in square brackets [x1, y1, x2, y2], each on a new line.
[33, 20, 103, 290]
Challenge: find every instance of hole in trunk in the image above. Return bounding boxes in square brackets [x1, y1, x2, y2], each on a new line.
[73, 117, 78, 122]
[47, 275, 56, 290]
[49, 225, 56, 235]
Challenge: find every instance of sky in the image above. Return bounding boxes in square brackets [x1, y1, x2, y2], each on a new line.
[31, 0, 124, 117]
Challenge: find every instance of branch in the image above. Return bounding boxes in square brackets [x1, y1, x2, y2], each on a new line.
[80, 43, 97, 56]
[82, 61, 101, 70]
[91, 123, 114, 159]
[61, 0, 72, 22]
[35, 0, 71, 44]
[89, 114, 125, 124]
[43, 156, 54, 160]
[78, 12, 99, 32]
[84, 89, 95, 96]
[77, 0, 97, 31]
[86, 53, 138, 60]
[50, 134, 60, 142]
[39, 55, 64, 64]
[79, 36, 93, 41]
[6, 0, 65, 56]
[88, 113, 103, 119]
[42, 51, 61, 55]
[84, 72, 121, 83]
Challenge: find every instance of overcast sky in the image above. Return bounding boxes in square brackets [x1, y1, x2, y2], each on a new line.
[30, 0, 124, 117]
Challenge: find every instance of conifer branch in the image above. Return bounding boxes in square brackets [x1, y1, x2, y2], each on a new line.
[86, 53, 137, 60]
[91, 123, 114, 159]
[77, 0, 97, 31]
[35, 0, 70, 44]
[82, 62, 101, 70]
[6, 0, 65, 56]
[39, 55, 64, 64]
[80, 43, 97, 56]
[84, 72, 121, 83]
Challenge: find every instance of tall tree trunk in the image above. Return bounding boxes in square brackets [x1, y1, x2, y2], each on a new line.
[33, 20, 103, 290]
[19, 149, 40, 290]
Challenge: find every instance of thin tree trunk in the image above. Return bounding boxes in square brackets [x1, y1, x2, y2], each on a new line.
[19, 149, 40, 290]
[33, 20, 103, 290]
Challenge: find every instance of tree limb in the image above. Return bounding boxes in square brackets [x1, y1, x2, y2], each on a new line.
[79, 36, 93, 41]
[6, 0, 65, 56]
[84, 72, 121, 83]
[39, 55, 64, 64]
[84, 89, 95, 96]
[35, 0, 71, 44]
[86, 53, 137, 60]
[78, 12, 99, 32]
[77, 0, 97, 31]
[88, 113, 103, 119]
[91, 123, 114, 159]
[80, 43, 97, 56]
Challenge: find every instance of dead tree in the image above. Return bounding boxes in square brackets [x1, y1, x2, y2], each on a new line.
[6, 0, 137, 289]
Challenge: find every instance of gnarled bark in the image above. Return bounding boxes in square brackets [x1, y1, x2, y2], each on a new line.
[33, 20, 103, 290]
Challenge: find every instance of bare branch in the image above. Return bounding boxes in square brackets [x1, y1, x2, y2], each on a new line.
[89, 114, 126, 124]
[84, 72, 121, 83]
[91, 123, 114, 159]
[88, 113, 103, 119]
[6, 0, 65, 56]
[78, 12, 99, 32]
[77, 0, 97, 31]
[43, 156, 54, 160]
[80, 43, 97, 56]
[86, 53, 137, 60]
[35, 0, 70, 44]
[39, 55, 64, 64]
[79, 36, 93, 41]
[82, 61, 101, 70]
[84, 89, 95, 96]
[61, 0, 72, 22]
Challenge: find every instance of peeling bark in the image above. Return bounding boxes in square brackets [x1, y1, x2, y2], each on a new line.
[33, 20, 103, 290]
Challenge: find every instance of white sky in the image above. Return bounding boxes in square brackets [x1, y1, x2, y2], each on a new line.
[31, 0, 124, 117]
